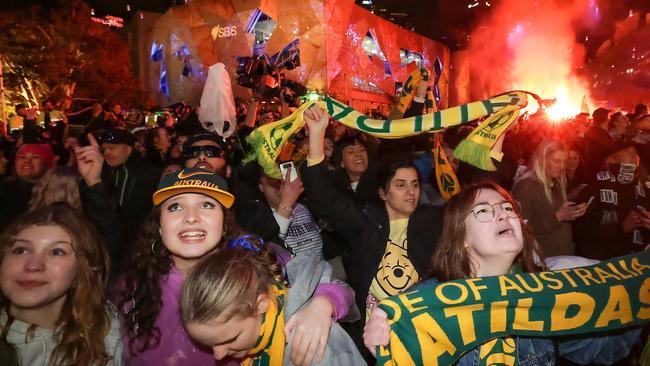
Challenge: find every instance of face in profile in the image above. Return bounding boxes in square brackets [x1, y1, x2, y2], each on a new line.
[545, 150, 567, 180]
[0, 225, 78, 316]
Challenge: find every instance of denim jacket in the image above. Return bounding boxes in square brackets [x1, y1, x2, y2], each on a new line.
[455, 254, 643, 366]
[455, 327, 641, 366]
[456, 337, 554, 366]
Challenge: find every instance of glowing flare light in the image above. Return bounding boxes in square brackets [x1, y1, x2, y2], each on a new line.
[543, 87, 582, 122]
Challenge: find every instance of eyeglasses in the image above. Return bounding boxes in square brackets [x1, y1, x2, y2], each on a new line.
[466, 201, 519, 222]
[183, 145, 225, 160]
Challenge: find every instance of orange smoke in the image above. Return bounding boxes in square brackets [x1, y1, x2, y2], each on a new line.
[467, 0, 595, 119]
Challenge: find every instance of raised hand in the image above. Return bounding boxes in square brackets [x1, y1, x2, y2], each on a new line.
[278, 165, 304, 218]
[75, 133, 104, 186]
[303, 105, 329, 135]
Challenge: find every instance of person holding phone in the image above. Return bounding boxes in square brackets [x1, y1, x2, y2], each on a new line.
[574, 141, 649, 260]
[236, 162, 326, 258]
[512, 139, 585, 257]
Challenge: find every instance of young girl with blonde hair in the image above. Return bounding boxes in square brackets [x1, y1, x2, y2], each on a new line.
[182, 235, 366, 365]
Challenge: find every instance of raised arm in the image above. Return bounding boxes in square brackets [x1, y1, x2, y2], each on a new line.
[300, 106, 365, 244]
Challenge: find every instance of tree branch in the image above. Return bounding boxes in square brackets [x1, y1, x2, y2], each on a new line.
[35, 25, 53, 45]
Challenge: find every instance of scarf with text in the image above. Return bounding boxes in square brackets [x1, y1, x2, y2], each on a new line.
[242, 285, 287, 366]
[246, 92, 528, 178]
[376, 250, 650, 366]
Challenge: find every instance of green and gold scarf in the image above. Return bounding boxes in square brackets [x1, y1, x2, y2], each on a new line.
[242, 285, 287, 366]
[433, 133, 461, 200]
[245, 92, 528, 178]
[375, 251, 650, 365]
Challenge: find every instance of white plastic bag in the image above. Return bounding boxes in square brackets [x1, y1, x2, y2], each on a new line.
[198, 63, 236, 138]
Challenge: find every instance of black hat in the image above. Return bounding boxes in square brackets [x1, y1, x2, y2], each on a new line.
[183, 132, 227, 152]
[153, 167, 234, 208]
[100, 129, 135, 146]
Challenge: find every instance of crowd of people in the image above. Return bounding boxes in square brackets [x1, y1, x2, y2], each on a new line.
[0, 85, 648, 365]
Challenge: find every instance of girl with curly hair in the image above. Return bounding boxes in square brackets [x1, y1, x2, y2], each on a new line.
[0, 202, 122, 365]
[115, 168, 356, 365]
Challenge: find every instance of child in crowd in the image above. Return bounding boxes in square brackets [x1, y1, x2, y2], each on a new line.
[0, 203, 122, 365]
[181, 234, 366, 365]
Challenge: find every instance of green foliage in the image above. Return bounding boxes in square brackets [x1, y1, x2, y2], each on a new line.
[0, 0, 147, 110]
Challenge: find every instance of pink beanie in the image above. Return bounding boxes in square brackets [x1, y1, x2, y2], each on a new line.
[16, 144, 55, 168]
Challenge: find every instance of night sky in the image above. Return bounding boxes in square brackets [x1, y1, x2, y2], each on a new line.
[2, 0, 649, 56]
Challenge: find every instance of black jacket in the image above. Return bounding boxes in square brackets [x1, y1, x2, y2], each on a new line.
[301, 161, 444, 319]
[0, 176, 34, 231]
[574, 170, 649, 260]
[79, 151, 161, 269]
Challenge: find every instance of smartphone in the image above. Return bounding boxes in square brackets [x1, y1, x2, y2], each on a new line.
[280, 161, 298, 182]
[585, 196, 595, 207]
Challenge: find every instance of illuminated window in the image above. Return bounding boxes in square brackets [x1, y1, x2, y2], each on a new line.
[363, 31, 391, 76]
[245, 9, 277, 56]
[400, 49, 424, 68]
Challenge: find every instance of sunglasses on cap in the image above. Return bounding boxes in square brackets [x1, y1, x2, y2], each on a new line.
[183, 145, 225, 160]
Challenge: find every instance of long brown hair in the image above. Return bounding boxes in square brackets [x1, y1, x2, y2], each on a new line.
[181, 236, 285, 325]
[431, 181, 544, 281]
[0, 203, 112, 365]
[116, 203, 241, 354]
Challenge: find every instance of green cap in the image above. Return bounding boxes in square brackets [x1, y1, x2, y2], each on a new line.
[153, 168, 234, 208]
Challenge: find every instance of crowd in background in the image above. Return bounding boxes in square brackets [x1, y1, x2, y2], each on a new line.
[0, 85, 649, 365]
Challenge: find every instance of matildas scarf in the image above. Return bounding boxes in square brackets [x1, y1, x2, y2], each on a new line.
[375, 250, 650, 366]
[245, 92, 527, 178]
[242, 285, 288, 366]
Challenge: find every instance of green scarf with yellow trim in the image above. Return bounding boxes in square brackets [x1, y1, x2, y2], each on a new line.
[375, 250, 650, 366]
[242, 284, 287, 366]
[245, 92, 528, 178]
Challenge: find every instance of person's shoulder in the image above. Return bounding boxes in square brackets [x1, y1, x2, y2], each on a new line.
[412, 203, 444, 220]
[513, 174, 542, 192]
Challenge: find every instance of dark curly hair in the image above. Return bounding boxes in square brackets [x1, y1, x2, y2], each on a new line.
[115, 205, 242, 355]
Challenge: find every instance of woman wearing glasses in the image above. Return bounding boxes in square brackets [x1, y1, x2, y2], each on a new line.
[363, 181, 640, 365]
